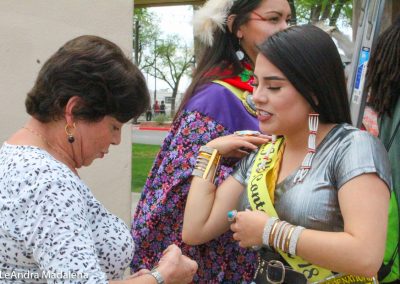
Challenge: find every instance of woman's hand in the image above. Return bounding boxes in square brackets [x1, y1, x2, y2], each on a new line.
[206, 134, 270, 158]
[156, 244, 198, 284]
[230, 209, 269, 248]
[127, 269, 151, 279]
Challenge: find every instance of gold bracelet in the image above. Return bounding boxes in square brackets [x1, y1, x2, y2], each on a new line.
[199, 152, 212, 159]
[285, 225, 295, 253]
[269, 219, 280, 249]
[203, 149, 220, 180]
[279, 222, 292, 251]
[191, 146, 221, 184]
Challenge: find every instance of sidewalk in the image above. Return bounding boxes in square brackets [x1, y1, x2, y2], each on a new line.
[134, 121, 172, 131]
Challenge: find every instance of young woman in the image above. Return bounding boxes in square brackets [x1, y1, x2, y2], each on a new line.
[183, 25, 391, 283]
[131, 0, 291, 282]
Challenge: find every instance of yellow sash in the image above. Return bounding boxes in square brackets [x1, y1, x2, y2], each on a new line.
[247, 140, 376, 283]
[247, 138, 333, 282]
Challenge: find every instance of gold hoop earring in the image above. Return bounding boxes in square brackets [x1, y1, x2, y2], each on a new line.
[65, 123, 76, 144]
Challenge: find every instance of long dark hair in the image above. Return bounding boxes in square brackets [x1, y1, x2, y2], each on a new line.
[258, 24, 351, 124]
[174, 0, 263, 120]
[366, 15, 400, 117]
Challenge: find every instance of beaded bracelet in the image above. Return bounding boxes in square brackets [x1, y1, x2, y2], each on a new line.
[288, 225, 305, 256]
[262, 217, 279, 249]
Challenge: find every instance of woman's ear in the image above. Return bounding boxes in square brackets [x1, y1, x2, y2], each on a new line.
[64, 96, 81, 124]
[226, 14, 236, 34]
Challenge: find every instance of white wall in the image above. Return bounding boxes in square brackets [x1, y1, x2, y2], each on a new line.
[0, 0, 133, 225]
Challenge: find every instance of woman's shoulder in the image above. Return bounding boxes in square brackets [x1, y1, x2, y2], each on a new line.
[183, 82, 258, 132]
[187, 82, 239, 107]
[1, 143, 77, 176]
[333, 124, 385, 150]
[0, 143, 86, 199]
[327, 124, 391, 189]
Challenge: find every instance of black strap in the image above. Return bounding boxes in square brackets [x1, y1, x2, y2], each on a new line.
[385, 117, 400, 151]
[378, 242, 398, 280]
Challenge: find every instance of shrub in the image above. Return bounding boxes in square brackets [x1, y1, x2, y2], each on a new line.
[154, 114, 168, 125]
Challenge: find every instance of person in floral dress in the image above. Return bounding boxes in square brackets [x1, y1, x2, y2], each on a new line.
[131, 0, 291, 282]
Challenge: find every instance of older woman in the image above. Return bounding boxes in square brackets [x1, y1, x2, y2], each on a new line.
[183, 25, 391, 283]
[0, 35, 197, 284]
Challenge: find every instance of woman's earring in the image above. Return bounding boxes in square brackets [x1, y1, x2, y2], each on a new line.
[293, 113, 319, 183]
[65, 123, 76, 143]
[236, 38, 245, 61]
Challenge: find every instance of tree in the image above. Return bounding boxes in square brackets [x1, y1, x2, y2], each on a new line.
[144, 36, 194, 116]
[289, 0, 353, 60]
[133, 8, 160, 69]
[290, 0, 352, 26]
[134, 8, 194, 116]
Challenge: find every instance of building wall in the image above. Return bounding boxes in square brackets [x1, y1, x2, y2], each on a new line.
[0, 0, 133, 225]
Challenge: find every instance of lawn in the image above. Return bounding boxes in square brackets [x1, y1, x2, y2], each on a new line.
[131, 143, 161, 193]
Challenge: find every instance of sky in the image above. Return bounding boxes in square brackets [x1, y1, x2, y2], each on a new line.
[145, 5, 194, 95]
[143, 5, 354, 99]
[152, 5, 194, 45]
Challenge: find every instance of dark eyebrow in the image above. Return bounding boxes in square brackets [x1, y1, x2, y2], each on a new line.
[262, 11, 292, 19]
[263, 76, 286, 81]
[264, 11, 282, 16]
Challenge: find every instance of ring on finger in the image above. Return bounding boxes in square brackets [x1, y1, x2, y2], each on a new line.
[227, 210, 238, 222]
[234, 130, 261, 137]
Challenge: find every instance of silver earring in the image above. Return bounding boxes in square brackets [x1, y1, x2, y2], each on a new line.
[236, 38, 245, 61]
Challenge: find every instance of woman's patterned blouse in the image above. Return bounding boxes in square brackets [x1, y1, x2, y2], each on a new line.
[131, 83, 259, 283]
[0, 143, 134, 283]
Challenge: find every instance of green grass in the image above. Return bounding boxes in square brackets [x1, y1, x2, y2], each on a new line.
[131, 143, 161, 193]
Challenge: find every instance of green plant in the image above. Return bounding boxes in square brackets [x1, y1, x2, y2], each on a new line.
[154, 114, 169, 125]
[131, 143, 161, 192]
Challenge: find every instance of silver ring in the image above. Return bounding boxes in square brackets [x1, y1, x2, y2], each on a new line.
[234, 130, 261, 137]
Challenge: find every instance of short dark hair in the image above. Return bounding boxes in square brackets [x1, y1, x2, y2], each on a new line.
[258, 24, 351, 124]
[366, 15, 400, 117]
[26, 35, 150, 123]
[175, 0, 263, 119]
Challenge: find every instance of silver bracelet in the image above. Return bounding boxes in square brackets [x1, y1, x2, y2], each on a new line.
[262, 217, 279, 249]
[149, 267, 165, 284]
[199, 145, 216, 155]
[288, 226, 305, 256]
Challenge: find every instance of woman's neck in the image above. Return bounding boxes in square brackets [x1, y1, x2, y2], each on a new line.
[23, 119, 78, 175]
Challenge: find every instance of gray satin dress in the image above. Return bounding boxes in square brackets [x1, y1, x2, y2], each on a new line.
[232, 123, 392, 233]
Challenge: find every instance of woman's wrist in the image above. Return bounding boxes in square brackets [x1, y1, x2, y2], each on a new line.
[191, 145, 221, 185]
[148, 267, 164, 284]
